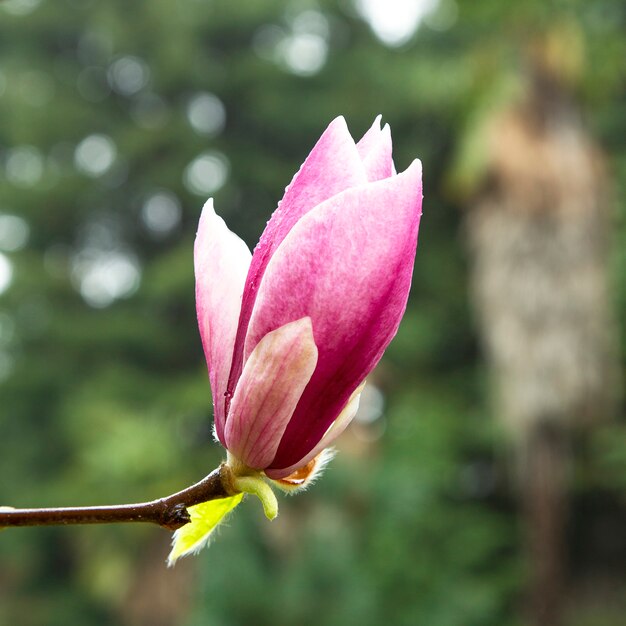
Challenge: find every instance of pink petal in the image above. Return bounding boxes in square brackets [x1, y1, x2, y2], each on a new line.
[195, 199, 251, 444]
[246, 159, 423, 471]
[356, 115, 394, 181]
[224, 117, 368, 408]
[265, 383, 364, 480]
[224, 317, 318, 469]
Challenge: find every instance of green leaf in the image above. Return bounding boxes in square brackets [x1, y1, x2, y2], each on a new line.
[167, 494, 243, 566]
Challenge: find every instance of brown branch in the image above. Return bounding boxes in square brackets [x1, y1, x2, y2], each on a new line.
[0, 464, 234, 531]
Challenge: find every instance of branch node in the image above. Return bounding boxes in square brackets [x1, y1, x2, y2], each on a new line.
[162, 503, 191, 531]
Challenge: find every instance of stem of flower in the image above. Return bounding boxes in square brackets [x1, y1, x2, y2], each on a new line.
[232, 475, 279, 520]
[0, 465, 233, 532]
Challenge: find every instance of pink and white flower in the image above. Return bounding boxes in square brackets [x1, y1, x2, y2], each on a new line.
[195, 116, 422, 487]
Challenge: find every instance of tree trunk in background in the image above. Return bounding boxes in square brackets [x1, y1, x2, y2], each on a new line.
[522, 423, 568, 626]
[464, 56, 619, 626]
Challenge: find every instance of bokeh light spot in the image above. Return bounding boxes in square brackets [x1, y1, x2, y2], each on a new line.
[0, 253, 14, 296]
[184, 152, 229, 196]
[186, 93, 226, 137]
[278, 33, 328, 76]
[424, 0, 458, 31]
[141, 191, 182, 237]
[71, 249, 141, 308]
[1, 0, 42, 16]
[5, 146, 44, 187]
[0, 215, 30, 252]
[354, 384, 385, 424]
[355, 0, 438, 46]
[107, 56, 150, 97]
[253, 11, 330, 76]
[74, 134, 117, 177]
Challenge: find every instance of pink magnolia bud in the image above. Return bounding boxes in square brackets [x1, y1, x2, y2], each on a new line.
[195, 116, 423, 482]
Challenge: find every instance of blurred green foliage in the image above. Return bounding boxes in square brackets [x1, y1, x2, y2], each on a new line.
[0, 1, 624, 625]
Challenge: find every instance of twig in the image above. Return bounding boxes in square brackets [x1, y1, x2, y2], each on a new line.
[0, 464, 233, 531]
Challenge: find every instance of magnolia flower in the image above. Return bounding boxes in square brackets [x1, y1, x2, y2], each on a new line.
[169, 116, 422, 563]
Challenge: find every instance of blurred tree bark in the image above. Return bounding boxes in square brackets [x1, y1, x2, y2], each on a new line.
[463, 36, 620, 626]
